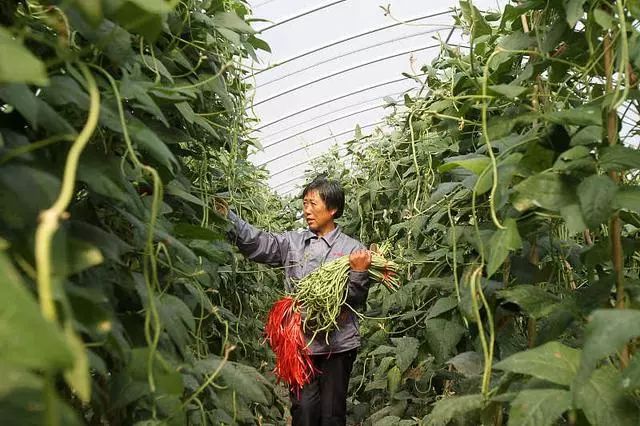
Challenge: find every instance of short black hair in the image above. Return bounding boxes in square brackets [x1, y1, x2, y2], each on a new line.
[301, 175, 345, 219]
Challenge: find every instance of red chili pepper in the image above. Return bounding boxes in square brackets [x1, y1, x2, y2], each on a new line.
[264, 297, 317, 393]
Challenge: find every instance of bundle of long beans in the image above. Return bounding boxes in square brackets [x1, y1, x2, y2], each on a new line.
[265, 252, 399, 390]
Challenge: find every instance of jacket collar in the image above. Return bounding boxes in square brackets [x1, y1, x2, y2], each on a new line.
[304, 224, 341, 247]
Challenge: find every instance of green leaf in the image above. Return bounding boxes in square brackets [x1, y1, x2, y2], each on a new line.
[214, 11, 256, 34]
[491, 32, 533, 69]
[565, 0, 588, 27]
[553, 146, 595, 173]
[0, 368, 82, 426]
[488, 84, 527, 99]
[493, 341, 580, 386]
[0, 363, 42, 398]
[248, 35, 270, 52]
[197, 357, 268, 404]
[62, 326, 91, 403]
[0, 164, 60, 229]
[70, 0, 102, 24]
[67, 13, 134, 65]
[487, 219, 522, 278]
[593, 9, 613, 30]
[0, 253, 73, 371]
[571, 125, 602, 146]
[577, 175, 617, 228]
[40, 75, 89, 109]
[157, 294, 195, 352]
[391, 336, 419, 372]
[424, 394, 483, 426]
[173, 223, 223, 240]
[129, 348, 184, 396]
[51, 237, 104, 278]
[459, 1, 492, 38]
[387, 365, 401, 395]
[631, 0, 640, 19]
[216, 27, 241, 45]
[438, 155, 490, 175]
[445, 351, 483, 376]
[575, 309, 640, 385]
[614, 187, 640, 213]
[541, 19, 568, 53]
[497, 285, 561, 319]
[599, 145, 640, 172]
[0, 84, 75, 134]
[560, 203, 588, 235]
[0, 28, 48, 86]
[519, 141, 557, 174]
[77, 151, 130, 203]
[476, 153, 523, 207]
[427, 99, 453, 113]
[508, 389, 571, 426]
[129, 120, 178, 172]
[68, 220, 133, 263]
[425, 296, 458, 320]
[373, 416, 401, 426]
[107, 0, 176, 41]
[621, 353, 640, 391]
[575, 366, 640, 426]
[120, 72, 169, 124]
[365, 378, 388, 392]
[546, 105, 602, 126]
[166, 180, 205, 206]
[424, 318, 466, 364]
[513, 172, 575, 211]
[370, 345, 396, 357]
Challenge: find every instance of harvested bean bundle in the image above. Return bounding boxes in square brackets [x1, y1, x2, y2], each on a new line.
[296, 252, 400, 333]
[265, 252, 399, 390]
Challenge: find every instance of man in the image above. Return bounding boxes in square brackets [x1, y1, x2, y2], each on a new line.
[216, 176, 371, 426]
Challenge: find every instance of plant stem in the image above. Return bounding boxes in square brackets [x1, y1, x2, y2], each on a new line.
[604, 29, 629, 367]
[34, 63, 100, 426]
[35, 64, 100, 322]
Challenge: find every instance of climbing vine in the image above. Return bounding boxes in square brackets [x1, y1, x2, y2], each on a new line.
[0, 1, 290, 424]
[3, 0, 640, 425]
[308, 1, 640, 424]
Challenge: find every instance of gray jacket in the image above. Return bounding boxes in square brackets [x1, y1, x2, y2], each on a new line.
[227, 211, 369, 354]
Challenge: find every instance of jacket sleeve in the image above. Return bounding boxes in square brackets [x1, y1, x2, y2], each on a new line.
[227, 211, 288, 266]
[345, 244, 370, 309]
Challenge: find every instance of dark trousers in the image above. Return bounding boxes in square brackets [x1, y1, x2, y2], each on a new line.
[290, 349, 357, 426]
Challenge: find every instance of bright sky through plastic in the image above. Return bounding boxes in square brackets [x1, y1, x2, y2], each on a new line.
[245, 0, 637, 195]
[246, 0, 506, 195]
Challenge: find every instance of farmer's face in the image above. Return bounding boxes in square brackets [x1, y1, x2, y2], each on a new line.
[303, 190, 336, 233]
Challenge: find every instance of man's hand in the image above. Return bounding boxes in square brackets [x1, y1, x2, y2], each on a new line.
[213, 197, 229, 217]
[350, 249, 371, 272]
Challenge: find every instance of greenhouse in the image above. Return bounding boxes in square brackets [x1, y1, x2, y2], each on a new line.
[1, 0, 640, 425]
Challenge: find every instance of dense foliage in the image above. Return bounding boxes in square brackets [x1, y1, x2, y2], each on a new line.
[0, 0, 292, 424]
[309, 1, 640, 424]
[4, 0, 640, 425]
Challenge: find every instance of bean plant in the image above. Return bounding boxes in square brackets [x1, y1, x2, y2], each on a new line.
[309, 1, 640, 424]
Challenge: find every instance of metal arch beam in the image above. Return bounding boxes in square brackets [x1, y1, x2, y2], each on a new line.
[262, 102, 399, 150]
[273, 172, 308, 190]
[259, 0, 348, 33]
[260, 89, 413, 140]
[268, 142, 353, 179]
[257, 26, 453, 89]
[254, 75, 422, 131]
[251, 10, 454, 77]
[253, 43, 443, 107]
[254, 0, 279, 8]
[253, 42, 471, 131]
[257, 120, 386, 167]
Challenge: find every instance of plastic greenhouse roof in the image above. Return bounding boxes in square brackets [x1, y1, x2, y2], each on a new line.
[246, 0, 509, 195]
